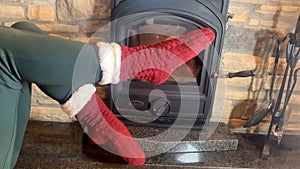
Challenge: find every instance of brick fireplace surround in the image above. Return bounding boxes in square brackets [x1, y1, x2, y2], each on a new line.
[1, 0, 300, 134]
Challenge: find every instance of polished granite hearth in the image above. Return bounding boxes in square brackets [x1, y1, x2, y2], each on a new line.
[15, 121, 300, 169]
[83, 122, 238, 155]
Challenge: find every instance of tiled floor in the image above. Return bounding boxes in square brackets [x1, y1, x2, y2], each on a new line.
[14, 121, 300, 169]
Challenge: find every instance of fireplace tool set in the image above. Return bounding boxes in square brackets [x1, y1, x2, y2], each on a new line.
[244, 15, 300, 155]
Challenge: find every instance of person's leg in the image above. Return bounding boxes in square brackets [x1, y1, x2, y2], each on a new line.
[10, 82, 32, 168]
[0, 86, 20, 169]
[11, 21, 46, 34]
[3, 22, 100, 168]
[0, 25, 101, 104]
[97, 28, 215, 85]
[10, 22, 79, 104]
[4, 23, 145, 166]
[2, 22, 215, 101]
[0, 39, 28, 168]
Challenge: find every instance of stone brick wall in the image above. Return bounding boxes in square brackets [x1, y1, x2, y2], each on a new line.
[1, 0, 111, 40]
[0, 0, 300, 134]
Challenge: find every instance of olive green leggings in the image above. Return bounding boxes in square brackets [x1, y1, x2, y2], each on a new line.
[0, 22, 102, 168]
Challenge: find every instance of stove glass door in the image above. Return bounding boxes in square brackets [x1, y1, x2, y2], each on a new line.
[123, 15, 207, 86]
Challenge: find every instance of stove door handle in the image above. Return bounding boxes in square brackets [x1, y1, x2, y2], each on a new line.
[228, 70, 255, 78]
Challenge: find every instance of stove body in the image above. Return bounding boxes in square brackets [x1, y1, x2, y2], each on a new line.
[109, 0, 230, 127]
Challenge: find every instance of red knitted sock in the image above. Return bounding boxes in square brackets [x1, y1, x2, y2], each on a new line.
[76, 93, 145, 166]
[120, 28, 215, 84]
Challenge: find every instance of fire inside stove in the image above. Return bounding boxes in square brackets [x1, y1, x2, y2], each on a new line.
[127, 21, 204, 85]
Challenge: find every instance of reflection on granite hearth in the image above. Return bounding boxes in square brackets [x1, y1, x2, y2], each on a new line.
[82, 122, 239, 160]
[15, 121, 300, 169]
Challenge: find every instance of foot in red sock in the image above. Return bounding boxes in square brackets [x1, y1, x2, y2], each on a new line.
[97, 28, 215, 85]
[62, 85, 145, 166]
[120, 28, 215, 84]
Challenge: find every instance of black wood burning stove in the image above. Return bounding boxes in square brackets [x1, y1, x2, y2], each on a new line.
[109, 0, 230, 128]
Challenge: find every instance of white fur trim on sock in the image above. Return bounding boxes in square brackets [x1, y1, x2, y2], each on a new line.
[97, 42, 121, 85]
[61, 84, 96, 117]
